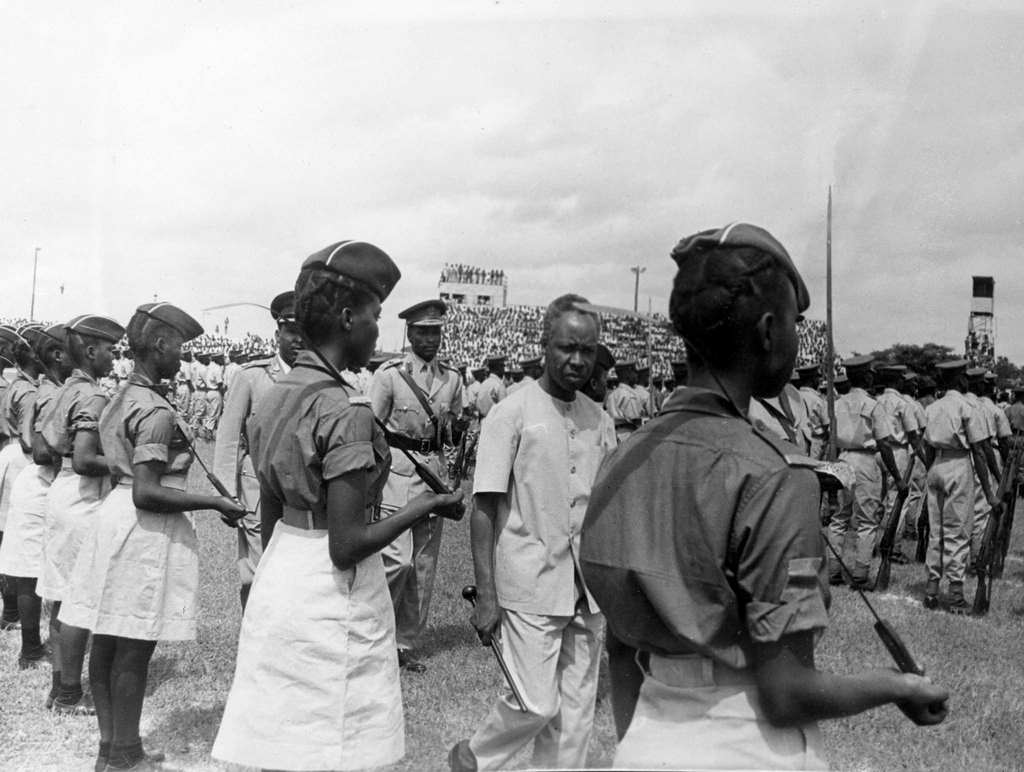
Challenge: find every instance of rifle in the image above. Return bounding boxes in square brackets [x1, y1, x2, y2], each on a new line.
[971, 436, 1023, 615]
[914, 496, 929, 563]
[823, 537, 947, 723]
[874, 455, 916, 591]
[993, 435, 1023, 578]
[452, 422, 470, 483]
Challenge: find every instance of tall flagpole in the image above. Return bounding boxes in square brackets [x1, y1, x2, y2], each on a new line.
[29, 247, 40, 321]
[825, 187, 837, 462]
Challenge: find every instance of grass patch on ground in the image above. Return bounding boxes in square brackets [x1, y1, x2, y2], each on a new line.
[2, 441, 1024, 770]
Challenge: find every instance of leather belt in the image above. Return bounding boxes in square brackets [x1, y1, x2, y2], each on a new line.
[934, 448, 969, 458]
[641, 652, 754, 689]
[282, 505, 328, 530]
[387, 434, 439, 454]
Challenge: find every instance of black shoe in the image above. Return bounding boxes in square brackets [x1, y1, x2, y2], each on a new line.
[946, 597, 970, 616]
[923, 594, 939, 610]
[449, 739, 477, 772]
[397, 649, 426, 673]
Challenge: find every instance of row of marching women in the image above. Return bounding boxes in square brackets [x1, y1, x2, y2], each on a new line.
[0, 310, 245, 771]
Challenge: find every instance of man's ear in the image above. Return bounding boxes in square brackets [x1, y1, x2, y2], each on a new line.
[339, 307, 354, 332]
[755, 311, 775, 353]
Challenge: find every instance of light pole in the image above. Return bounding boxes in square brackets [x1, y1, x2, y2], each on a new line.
[630, 265, 646, 313]
[29, 247, 40, 320]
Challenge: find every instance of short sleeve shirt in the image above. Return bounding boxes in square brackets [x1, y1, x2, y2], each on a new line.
[923, 390, 987, 450]
[248, 351, 390, 521]
[980, 396, 1012, 439]
[581, 387, 830, 670]
[834, 387, 893, 450]
[581, 384, 827, 667]
[877, 388, 918, 443]
[473, 381, 617, 616]
[2, 374, 37, 450]
[40, 369, 109, 457]
[100, 372, 194, 480]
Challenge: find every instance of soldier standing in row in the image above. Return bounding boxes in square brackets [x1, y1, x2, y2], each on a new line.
[922, 360, 998, 613]
[214, 292, 303, 609]
[606, 360, 643, 440]
[203, 352, 225, 440]
[795, 363, 830, 459]
[175, 351, 193, 418]
[476, 355, 507, 418]
[190, 351, 209, 436]
[370, 299, 463, 672]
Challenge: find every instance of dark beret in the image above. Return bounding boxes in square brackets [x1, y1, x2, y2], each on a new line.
[134, 303, 204, 342]
[301, 241, 401, 302]
[67, 314, 126, 344]
[671, 222, 810, 313]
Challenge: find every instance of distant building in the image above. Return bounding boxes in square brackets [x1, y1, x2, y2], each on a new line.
[438, 263, 508, 308]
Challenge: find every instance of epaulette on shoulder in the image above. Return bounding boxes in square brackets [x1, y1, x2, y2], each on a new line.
[438, 360, 459, 373]
[241, 356, 273, 370]
[381, 358, 404, 370]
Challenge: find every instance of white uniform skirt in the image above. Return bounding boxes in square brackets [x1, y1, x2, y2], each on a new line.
[212, 523, 405, 771]
[0, 442, 30, 531]
[0, 462, 56, 578]
[59, 481, 198, 640]
[37, 465, 109, 602]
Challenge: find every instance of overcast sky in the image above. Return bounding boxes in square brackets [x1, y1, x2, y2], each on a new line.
[2, 0, 1022, 359]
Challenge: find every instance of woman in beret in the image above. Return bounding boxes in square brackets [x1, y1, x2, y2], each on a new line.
[213, 241, 463, 771]
[60, 303, 245, 772]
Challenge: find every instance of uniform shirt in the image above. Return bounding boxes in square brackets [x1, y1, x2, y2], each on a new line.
[100, 372, 193, 481]
[190, 361, 207, 391]
[876, 388, 918, 445]
[748, 385, 810, 451]
[581, 387, 830, 669]
[903, 394, 927, 433]
[223, 361, 242, 392]
[633, 385, 651, 417]
[2, 373, 36, 450]
[213, 355, 289, 496]
[606, 383, 643, 424]
[1006, 401, 1024, 433]
[923, 389, 987, 451]
[174, 364, 191, 390]
[205, 362, 224, 391]
[476, 373, 507, 418]
[963, 393, 994, 442]
[980, 395, 1012, 440]
[248, 350, 389, 521]
[799, 386, 830, 439]
[39, 369, 108, 458]
[29, 375, 61, 438]
[474, 382, 616, 616]
[834, 387, 893, 450]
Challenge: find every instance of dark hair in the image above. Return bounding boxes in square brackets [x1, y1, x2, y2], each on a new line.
[13, 341, 36, 369]
[66, 331, 105, 367]
[295, 267, 377, 346]
[540, 294, 601, 348]
[668, 244, 791, 368]
[126, 313, 178, 358]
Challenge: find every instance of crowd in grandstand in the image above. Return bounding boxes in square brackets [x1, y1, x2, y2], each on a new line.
[440, 263, 506, 286]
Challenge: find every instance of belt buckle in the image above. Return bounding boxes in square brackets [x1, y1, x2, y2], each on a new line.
[418, 438, 431, 453]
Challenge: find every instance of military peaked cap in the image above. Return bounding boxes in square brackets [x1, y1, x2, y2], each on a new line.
[135, 303, 204, 342]
[301, 241, 401, 302]
[399, 299, 447, 326]
[486, 355, 506, 367]
[796, 363, 820, 377]
[935, 359, 969, 372]
[671, 222, 811, 313]
[67, 314, 125, 344]
[966, 366, 988, 380]
[842, 355, 874, 371]
[270, 291, 297, 323]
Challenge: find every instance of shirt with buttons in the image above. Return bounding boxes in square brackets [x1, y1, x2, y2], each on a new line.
[473, 381, 616, 616]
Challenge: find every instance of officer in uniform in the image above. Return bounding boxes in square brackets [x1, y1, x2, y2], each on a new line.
[582, 344, 615, 405]
[964, 367, 1004, 566]
[203, 351, 226, 439]
[213, 291, 304, 609]
[369, 299, 463, 672]
[476, 356, 507, 418]
[175, 351, 194, 417]
[606, 360, 643, 439]
[875, 364, 922, 510]
[465, 366, 487, 414]
[980, 371, 1012, 463]
[922, 360, 998, 613]
[828, 356, 902, 588]
[795, 363, 830, 459]
[190, 351, 209, 435]
[899, 373, 929, 541]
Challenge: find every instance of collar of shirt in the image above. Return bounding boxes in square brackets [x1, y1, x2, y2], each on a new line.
[127, 370, 156, 388]
[69, 368, 98, 386]
[409, 351, 437, 377]
[275, 354, 291, 374]
[660, 386, 743, 420]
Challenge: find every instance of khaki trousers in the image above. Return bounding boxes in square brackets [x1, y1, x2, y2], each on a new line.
[926, 452, 974, 586]
[380, 512, 443, 651]
[469, 606, 603, 770]
[828, 450, 882, 579]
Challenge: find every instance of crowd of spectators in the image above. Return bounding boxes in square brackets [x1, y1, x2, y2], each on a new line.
[440, 263, 506, 286]
[439, 305, 834, 377]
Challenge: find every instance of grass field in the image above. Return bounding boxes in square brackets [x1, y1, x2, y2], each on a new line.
[3, 440, 1024, 771]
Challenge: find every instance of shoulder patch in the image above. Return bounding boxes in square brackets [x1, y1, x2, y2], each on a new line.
[381, 358, 404, 370]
